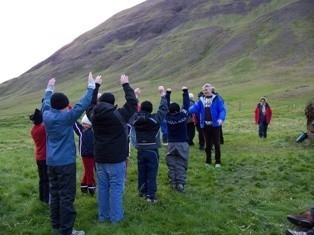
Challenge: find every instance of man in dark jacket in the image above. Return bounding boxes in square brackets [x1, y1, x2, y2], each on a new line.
[133, 86, 169, 202]
[86, 74, 137, 223]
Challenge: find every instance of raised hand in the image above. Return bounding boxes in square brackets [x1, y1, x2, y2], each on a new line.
[182, 86, 187, 90]
[134, 88, 141, 98]
[46, 78, 56, 92]
[120, 74, 129, 85]
[95, 75, 102, 85]
[48, 78, 56, 86]
[88, 72, 96, 89]
[158, 86, 165, 95]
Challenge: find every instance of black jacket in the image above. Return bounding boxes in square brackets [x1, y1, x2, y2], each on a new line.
[86, 83, 137, 163]
[133, 95, 168, 150]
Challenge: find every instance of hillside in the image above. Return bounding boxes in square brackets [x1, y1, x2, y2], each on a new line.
[0, 0, 313, 117]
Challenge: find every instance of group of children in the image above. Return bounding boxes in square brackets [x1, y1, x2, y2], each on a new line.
[29, 84, 194, 208]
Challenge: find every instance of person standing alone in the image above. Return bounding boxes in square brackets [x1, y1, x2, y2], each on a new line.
[254, 97, 272, 138]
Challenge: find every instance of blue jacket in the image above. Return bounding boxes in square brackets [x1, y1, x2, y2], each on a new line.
[189, 94, 226, 128]
[42, 88, 93, 166]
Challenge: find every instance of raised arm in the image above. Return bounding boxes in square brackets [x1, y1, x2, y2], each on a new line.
[155, 86, 169, 123]
[182, 86, 189, 113]
[67, 73, 95, 123]
[119, 74, 138, 122]
[42, 78, 56, 114]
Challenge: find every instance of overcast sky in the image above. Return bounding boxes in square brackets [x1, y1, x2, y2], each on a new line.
[0, 0, 144, 84]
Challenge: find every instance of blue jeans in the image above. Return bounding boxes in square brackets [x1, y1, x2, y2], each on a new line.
[137, 149, 159, 199]
[96, 162, 126, 223]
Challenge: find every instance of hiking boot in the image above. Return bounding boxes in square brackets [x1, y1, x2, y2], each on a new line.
[72, 229, 85, 235]
[286, 229, 308, 235]
[287, 211, 314, 228]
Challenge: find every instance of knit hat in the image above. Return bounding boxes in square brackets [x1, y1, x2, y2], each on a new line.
[51, 92, 69, 110]
[29, 108, 43, 125]
[99, 93, 115, 104]
[169, 102, 180, 114]
[141, 101, 153, 113]
[260, 97, 266, 101]
[81, 114, 92, 126]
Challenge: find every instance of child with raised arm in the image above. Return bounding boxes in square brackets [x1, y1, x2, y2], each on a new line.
[165, 86, 190, 192]
[133, 86, 169, 202]
[42, 72, 96, 235]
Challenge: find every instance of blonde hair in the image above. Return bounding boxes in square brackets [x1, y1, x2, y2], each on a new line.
[202, 83, 212, 91]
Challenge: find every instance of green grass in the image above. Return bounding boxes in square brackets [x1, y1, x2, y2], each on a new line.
[0, 104, 313, 234]
[0, 1, 313, 233]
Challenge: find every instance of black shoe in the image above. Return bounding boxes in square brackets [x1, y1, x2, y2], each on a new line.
[88, 186, 96, 196]
[80, 185, 88, 194]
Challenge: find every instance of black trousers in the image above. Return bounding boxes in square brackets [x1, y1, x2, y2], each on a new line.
[203, 125, 222, 164]
[196, 124, 205, 148]
[187, 123, 196, 145]
[48, 163, 76, 235]
[37, 160, 49, 203]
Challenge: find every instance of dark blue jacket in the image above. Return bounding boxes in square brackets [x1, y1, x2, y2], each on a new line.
[165, 89, 189, 143]
[133, 95, 168, 150]
[73, 122, 94, 157]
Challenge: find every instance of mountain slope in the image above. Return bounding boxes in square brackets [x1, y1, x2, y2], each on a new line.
[0, 0, 313, 116]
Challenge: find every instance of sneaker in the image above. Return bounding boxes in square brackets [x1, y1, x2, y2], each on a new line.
[286, 229, 308, 235]
[80, 185, 88, 194]
[287, 211, 314, 228]
[88, 186, 96, 196]
[72, 229, 85, 235]
[176, 183, 185, 193]
[146, 197, 158, 203]
[215, 164, 221, 168]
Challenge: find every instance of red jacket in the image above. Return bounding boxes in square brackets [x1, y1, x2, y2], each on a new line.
[31, 124, 47, 161]
[255, 103, 272, 124]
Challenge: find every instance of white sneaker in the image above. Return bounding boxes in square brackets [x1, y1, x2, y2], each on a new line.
[72, 229, 85, 235]
[215, 164, 221, 168]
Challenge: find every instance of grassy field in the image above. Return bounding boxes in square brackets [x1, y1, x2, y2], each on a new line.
[0, 99, 313, 235]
